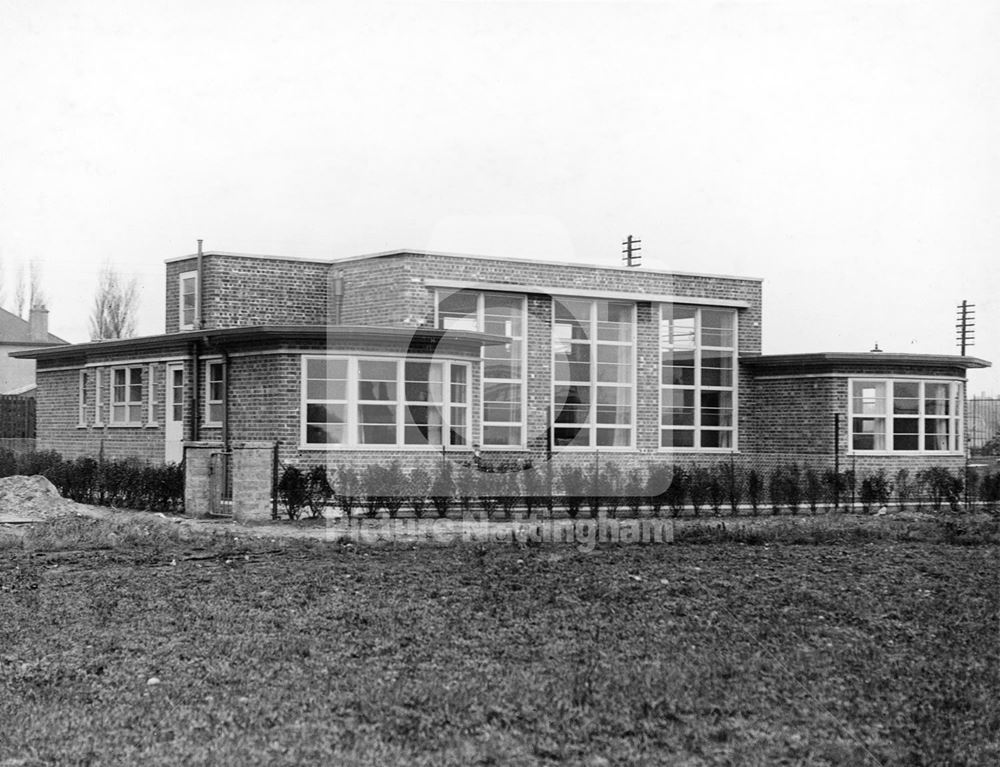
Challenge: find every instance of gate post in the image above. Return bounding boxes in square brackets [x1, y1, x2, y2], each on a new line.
[231, 441, 278, 524]
[183, 441, 225, 518]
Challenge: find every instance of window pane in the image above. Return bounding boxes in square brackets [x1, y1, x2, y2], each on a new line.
[307, 380, 347, 400]
[306, 403, 345, 424]
[853, 417, 886, 450]
[404, 405, 443, 445]
[662, 350, 696, 386]
[661, 429, 695, 448]
[661, 388, 695, 426]
[483, 425, 521, 446]
[852, 382, 886, 415]
[554, 426, 590, 447]
[893, 382, 920, 415]
[925, 419, 950, 451]
[700, 430, 732, 449]
[596, 428, 631, 447]
[307, 424, 343, 444]
[660, 305, 697, 349]
[208, 402, 224, 423]
[701, 352, 733, 387]
[359, 360, 397, 400]
[701, 310, 735, 348]
[307, 358, 347, 380]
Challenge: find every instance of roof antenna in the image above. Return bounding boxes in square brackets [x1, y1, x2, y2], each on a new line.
[870, 343, 882, 353]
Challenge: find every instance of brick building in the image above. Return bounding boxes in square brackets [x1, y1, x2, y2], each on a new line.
[15, 249, 990, 476]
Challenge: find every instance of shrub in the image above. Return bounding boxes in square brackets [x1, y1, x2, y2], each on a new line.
[277, 465, 309, 520]
[784, 464, 803, 514]
[595, 464, 623, 518]
[380, 461, 408, 518]
[522, 464, 548, 516]
[407, 467, 431, 519]
[496, 471, 520, 519]
[767, 467, 785, 515]
[979, 472, 1000, 513]
[746, 469, 763, 516]
[360, 464, 384, 518]
[664, 466, 688, 518]
[803, 467, 823, 514]
[687, 467, 710, 517]
[623, 468, 644, 517]
[454, 464, 478, 515]
[336, 466, 359, 523]
[895, 469, 913, 511]
[559, 466, 586, 519]
[0, 448, 18, 477]
[305, 466, 334, 518]
[860, 470, 892, 514]
[726, 463, 744, 516]
[646, 464, 671, 517]
[430, 462, 454, 518]
[707, 466, 726, 516]
[917, 467, 963, 512]
[477, 470, 500, 518]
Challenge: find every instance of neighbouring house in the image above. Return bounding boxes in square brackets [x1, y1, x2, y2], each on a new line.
[13, 249, 991, 477]
[0, 306, 66, 395]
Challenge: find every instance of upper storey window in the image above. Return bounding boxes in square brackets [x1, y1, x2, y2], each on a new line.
[179, 271, 198, 330]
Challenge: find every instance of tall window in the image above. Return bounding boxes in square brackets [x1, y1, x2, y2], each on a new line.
[552, 298, 634, 448]
[111, 367, 144, 424]
[179, 271, 197, 330]
[78, 370, 88, 426]
[437, 290, 525, 447]
[660, 305, 736, 449]
[205, 362, 225, 425]
[851, 379, 961, 452]
[303, 356, 470, 448]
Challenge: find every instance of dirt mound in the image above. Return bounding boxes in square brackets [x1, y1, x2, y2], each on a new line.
[0, 475, 80, 521]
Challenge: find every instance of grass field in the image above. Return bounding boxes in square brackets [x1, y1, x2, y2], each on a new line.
[1, 516, 998, 766]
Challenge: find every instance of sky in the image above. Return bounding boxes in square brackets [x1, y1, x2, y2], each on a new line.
[1, 0, 998, 393]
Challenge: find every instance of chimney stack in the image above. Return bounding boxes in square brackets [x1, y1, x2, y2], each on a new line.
[29, 305, 49, 342]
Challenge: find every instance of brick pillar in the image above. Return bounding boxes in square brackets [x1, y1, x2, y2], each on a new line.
[231, 441, 276, 524]
[184, 442, 224, 519]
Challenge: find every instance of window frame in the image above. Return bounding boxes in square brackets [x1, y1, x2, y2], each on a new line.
[77, 370, 88, 427]
[179, 270, 198, 331]
[204, 361, 225, 427]
[550, 297, 637, 450]
[109, 366, 145, 426]
[659, 304, 739, 452]
[435, 289, 527, 450]
[300, 354, 474, 451]
[848, 377, 963, 454]
[145, 363, 158, 427]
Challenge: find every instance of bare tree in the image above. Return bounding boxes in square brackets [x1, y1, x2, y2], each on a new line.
[90, 263, 139, 340]
[28, 259, 46, 310]
[13, 262, 26, 318]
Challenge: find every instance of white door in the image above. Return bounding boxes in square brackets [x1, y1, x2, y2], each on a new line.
[165, 363, 185, 464]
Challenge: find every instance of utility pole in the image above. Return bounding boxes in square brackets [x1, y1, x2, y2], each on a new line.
[622, 235, 642, 267]
[956, 300, 975, 356]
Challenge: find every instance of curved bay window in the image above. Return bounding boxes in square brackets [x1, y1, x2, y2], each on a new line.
[850, 379, 961, 452]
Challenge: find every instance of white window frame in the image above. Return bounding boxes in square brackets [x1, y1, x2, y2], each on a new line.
[94, 368, 103, 426]
[435, 289, 527, 449]
[849, 377, 963, 454]
[146, 363, 158, 426]
[551, 297, 636, 450]
[77, 370, 87, 427]
[110, 366, 144, 426]
[179, 270, 198, 331]
[204, 361, 225, 427]
[659, 304, 739, 452]
[300, 354, 473, 450]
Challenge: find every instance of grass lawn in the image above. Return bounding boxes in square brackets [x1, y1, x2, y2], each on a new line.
[1, 517, 998, 766]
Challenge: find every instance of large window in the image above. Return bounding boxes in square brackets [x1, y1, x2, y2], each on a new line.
[111, 367, 144, 424]
[552, 298, 634, 448]
[179, 271, 197, 330]
[437, 290, 525, 447]
[660, 305, 736, 449]
[851, 379, 962, 452]
[303, 356, 471, 448]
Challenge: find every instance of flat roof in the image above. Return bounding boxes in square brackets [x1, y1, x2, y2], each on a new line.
[165, 248, 763, 283]
[741, 352, 991, 371]
[12, 325, 509, 362]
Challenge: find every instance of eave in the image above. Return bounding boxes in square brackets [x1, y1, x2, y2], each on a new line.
[740, 352, 991, 376]
[12, 325, 510, 364]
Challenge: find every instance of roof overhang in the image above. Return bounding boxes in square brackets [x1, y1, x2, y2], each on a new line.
[741, 352, 991, 376]
[13, 325, 509, 364]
